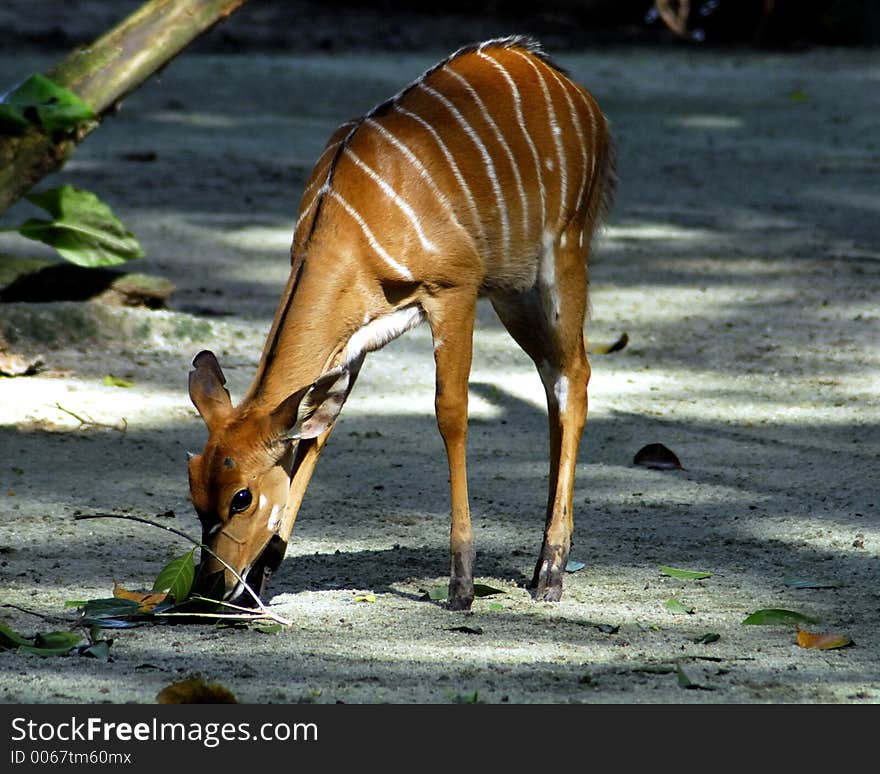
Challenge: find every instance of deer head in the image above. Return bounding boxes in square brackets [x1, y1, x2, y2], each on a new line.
[186, 350, 354, 606]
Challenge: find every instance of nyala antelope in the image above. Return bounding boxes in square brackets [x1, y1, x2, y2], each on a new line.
[187, 36, 615, 611]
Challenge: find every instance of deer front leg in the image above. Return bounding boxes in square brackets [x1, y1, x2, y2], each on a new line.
[424, 287, 477, 611]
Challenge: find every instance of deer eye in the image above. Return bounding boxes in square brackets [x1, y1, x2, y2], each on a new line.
[229, 488, 253, 515]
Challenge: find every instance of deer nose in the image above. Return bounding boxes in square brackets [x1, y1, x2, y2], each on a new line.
[223, 535, 289, 608]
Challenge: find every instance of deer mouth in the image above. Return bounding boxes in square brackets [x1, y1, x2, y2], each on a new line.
[192, 535, 287, 609]
[224, 535, 288, 608]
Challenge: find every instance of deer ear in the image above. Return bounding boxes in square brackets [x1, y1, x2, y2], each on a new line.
[272, 366, 354, 441]
[189, 350, 233, 430]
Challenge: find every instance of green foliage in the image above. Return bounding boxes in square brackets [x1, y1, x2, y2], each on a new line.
[152, 550, 196, 603]
[741, 608, 820, 626]
[448, 689, 484, 704]
[1, 621, 115, 660]
[660, 565, 712, 580]
[425, 582, 506, 602]
[102, 374, 135, 388]
[0, 73, 95, 135]
[473, 583, 505, 598]
[7, 186, 144, 267]
[664, 597, 694, 615]
[78, 598, 144, 627]
[0, 75, 141, 269]
[0, 623, 32, 649]
[18, 631, 84, 657]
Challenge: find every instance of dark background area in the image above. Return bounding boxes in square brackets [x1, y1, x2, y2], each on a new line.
[3, 0, 879, 57]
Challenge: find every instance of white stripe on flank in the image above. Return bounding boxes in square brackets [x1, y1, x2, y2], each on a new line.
[363, 117, 463, 234]
[294, 191, 318, 234]
[477, 50, 546, 232]
[328, 189, 414, 280]
[420, 80, 510, 257]
[546, 67, 589, 215]
[570, 85, 599, 184]
[344, 148, 438, 252]
[443, 66, 528, 242]
[510, 50, 567, 228]
[294, 134, 352, 233]
[394, 104, 483, 248]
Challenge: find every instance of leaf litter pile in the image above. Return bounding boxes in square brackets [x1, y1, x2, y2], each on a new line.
[0, 513, 291, 663]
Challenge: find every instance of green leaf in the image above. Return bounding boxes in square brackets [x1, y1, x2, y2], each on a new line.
[0, 623, 32, 650]
[664, 597, 694, 615]
[449, 689, 483, 704]
[256, 624, 284, 635]
[741, 608, 820, 626]
[80, 640, 112, 661]
[693, 632, 721, 644]
[79, 597, 143, 620]
[17, 185, 144, 267]
[353, 593, 376, 603]
[152, 550, 196, 602]
[17, 630, 84, 657]
[660, 565, 712, 580]
[632, 663, 676, 675]
[103, 374, 134, 388]
[425, 585, 448, 601]
[424, 583, 504, 601]
[35, 631, 84, 650]
[676, 663, 713, 690]
[0, 73, 95, 134]
[17, 644, 75, 657]
[784, 577, 839, 590]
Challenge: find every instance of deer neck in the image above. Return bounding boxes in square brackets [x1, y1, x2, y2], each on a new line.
[240, 247, 421, 417]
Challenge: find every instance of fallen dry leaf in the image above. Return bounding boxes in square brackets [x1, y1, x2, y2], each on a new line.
[113, 581, 167, 612]
[156, 676, 238, 704]
[0, 351, 42, 377]
[633, 443, 684, 470]
[796, 629, 853, 650]
[588, 331, 629, 355]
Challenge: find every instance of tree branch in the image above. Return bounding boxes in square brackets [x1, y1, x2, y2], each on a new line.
[0, 0, 249, 216]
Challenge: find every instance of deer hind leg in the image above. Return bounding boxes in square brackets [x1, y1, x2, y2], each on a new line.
[490, 232, 590, 602]
[423, 286, 478, 611]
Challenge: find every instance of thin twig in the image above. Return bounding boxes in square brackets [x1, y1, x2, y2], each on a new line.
[1, 602, 74, 627]
[157, 597, 291, 626]
[74, 512, 288, 624]
[54, 403, 127, 433]
[155, 611, 284, 624]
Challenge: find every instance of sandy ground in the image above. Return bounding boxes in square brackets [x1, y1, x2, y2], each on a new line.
[0, 6, 878, 704]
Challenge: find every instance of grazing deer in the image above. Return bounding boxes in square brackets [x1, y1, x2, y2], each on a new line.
[187, 36, 614, 611]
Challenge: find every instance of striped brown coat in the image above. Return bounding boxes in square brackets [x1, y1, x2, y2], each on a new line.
[188, 37, 615, 610]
